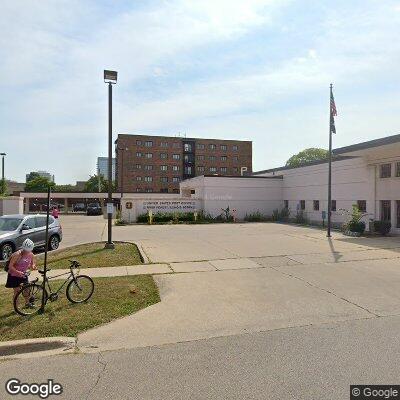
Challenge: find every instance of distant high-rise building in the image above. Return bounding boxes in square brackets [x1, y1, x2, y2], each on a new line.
[26, 170, 55, 183]
[97, 157, 116, 181]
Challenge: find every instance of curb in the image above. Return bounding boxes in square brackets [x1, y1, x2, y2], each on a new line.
[0, 337, 76, 360]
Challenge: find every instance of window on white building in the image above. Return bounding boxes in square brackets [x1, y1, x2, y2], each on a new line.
[300, 200, 305, 210]
[331, 200, 337, 212]
[381, 200, 391, 222]
[380, 163, 391, 178]
[357, 200, 366, 212]
[313, 200, 319, 211]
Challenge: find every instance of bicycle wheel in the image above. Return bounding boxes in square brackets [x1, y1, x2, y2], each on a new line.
[13, 283, 48, 316]
[66, 275, 94, 303]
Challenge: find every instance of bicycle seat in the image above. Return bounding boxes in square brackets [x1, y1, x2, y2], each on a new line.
[38, 269, 51, 274]
[69, 259, 81, 267]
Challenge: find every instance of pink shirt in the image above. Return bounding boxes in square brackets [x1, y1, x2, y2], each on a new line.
[9, 252, 34, 277]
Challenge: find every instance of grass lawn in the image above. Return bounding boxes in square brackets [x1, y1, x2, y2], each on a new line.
[36, 242, 142, 269]
[0, 275, 160, 342]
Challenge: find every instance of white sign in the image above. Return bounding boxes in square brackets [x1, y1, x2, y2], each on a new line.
[141, 200, 197, 212]
[106, 203, 114, 214]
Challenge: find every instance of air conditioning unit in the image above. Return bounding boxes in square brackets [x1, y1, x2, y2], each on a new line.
[240, 167, 248, 176]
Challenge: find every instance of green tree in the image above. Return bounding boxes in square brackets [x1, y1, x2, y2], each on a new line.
[26, 172, 41, 182]
[0, 179, 7, 196]
[84, 175, 115, 192]
[53, 184, 76, 193]
[286, 148, 329, 168]
[25, 176, 55, 192]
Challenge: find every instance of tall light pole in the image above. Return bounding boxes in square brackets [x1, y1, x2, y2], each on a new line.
[0, 153, 6, 195]
[104, 70, 117, 249]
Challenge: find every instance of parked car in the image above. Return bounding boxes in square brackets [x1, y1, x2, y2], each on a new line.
[73, 203, 86, 212]
[0, 214, 63, 261]
[86, 203, 102, 216]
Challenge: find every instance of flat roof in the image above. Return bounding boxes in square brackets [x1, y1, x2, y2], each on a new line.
[116, 133, 251, 143]
[202, 174, 282, 179]
[333, 133, 400, 155]
[252, 156, 354, 175]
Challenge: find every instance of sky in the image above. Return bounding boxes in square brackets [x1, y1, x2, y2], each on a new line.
[1, 0, 399, 184]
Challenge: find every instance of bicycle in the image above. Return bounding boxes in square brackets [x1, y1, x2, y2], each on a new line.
[14, 260, 95, 316]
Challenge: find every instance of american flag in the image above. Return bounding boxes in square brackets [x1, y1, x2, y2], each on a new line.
[330, 87, 337, 133]
[330, 90, 337, 117]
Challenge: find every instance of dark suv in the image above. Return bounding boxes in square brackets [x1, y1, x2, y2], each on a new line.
[0, 214, 63, 261]
[86, 203, 102, 216]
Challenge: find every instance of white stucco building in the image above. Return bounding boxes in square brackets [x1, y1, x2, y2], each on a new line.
[180, 134, 400, 233]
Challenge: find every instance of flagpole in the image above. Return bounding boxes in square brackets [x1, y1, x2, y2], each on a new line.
[327, 83, 333, 238]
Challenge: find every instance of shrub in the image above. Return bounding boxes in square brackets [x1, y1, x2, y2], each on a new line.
[373, 220, 391, 236]
[341, 205, 368, 235]
[294, 211, 307, 224]
[271, 208, 290, 222]
[347, 220, 366, 234]
[137, 213, 149, 223]
[244, 211, 268, 222]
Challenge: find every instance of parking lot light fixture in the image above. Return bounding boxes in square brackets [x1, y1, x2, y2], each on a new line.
[104, 70, 117, 249]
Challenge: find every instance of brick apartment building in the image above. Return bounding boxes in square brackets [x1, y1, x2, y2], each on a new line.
[115, 134, 252, 193]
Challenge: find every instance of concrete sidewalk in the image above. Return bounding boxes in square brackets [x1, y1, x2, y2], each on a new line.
[0, 263, 172, 285]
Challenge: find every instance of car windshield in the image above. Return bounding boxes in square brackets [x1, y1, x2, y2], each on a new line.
[88, 203, 100, 207]
[0, 217, 23, 231]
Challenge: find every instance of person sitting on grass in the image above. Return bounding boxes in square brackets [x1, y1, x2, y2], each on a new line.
[5, 239, 37, 307]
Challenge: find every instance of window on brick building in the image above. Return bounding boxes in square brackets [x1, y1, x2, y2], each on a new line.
[220, 167, 227, 173]
[145, 188, 153, 193]
[197, 143, 205, 150]
[160, 177, 168, 183]
[144, 176, 153, 182]
[233, 156, 239, 162]
[232, 145, 238, 151]
[172, 165, 180, 171]
[209, 167, 217, 173]
[144, 141, 153, 147]
[209, 144, 216, 150]
[221, 156, 227, 161]
[209, 155, 216, 161]
[160, 153, 168, 159]
[145, 153, 152, 159]
[172, 177, 181, 183]
[160, 142, 168, 148]
[197, 155, 205, 161]
[136, 152, 142, 157]
[136, 140, 142, 146]
[160, 165, 168, 171]
[144, 165, 153, 171]
[135, 164, 141, 169]
[136, 176, 142, 181]
[197, 166, 205, 173]
[220, 145, 227, 151]
[172, 154, 180, 160]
